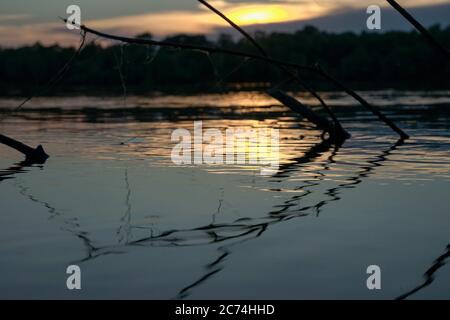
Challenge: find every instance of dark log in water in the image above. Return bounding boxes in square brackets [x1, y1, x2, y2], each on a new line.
[0, 133, 49, 164]
[268, 89, 350, 141]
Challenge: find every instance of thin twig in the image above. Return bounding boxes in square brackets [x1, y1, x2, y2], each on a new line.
[198, 0, 266, 56]
[386, 0, 450, 59]
[7, 30, 87, 115]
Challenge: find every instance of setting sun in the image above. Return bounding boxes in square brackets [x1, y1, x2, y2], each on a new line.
[226, 5, 290, 25]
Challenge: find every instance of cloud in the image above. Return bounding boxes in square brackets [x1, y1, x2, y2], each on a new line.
[0, 0, 448, 47]
[0, 2, 334, 47]
[0, 14, 32, 23]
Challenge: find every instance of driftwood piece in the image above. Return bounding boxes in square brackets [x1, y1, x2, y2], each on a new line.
[0, 133, 49, 164]
[268, 89, 349, 141]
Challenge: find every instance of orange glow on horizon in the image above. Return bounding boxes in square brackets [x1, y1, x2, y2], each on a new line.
[226, 5, 290, 25]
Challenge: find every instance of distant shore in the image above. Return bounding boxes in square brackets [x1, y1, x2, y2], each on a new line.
[1, 25, 449, 97]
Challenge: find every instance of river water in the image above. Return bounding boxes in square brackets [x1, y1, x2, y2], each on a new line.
[0, 90, 449, 299]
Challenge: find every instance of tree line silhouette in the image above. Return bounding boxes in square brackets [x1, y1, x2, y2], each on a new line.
[1, 24, 449, 96]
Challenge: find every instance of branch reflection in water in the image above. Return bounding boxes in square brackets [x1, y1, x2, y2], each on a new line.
[0, 135, 409, 298]
[396, 244, 450, 300]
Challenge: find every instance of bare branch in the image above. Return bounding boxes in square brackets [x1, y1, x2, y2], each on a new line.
[198, 0, 266, 56]
[386, 0, 450, 59]
[64, 20, 409, 139]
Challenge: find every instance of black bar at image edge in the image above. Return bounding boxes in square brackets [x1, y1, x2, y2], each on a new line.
[0, 300, 449, 318]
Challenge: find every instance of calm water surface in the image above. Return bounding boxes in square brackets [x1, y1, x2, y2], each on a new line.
[0, 91, 449, 299]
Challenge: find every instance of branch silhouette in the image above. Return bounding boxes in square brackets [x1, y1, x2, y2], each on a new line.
[386, 0, 450, 59]
[396, 244, 450, 300]
[63, 19, 409, 139]
[0, 133, 49, 164]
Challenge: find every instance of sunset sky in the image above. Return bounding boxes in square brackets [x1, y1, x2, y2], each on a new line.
[0, 0, 449, 47]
